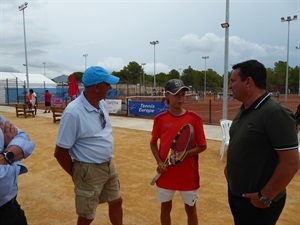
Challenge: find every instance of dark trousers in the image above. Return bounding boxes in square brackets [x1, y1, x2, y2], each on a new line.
[228, 191, 286, 225]
[0, 197, 28, 225]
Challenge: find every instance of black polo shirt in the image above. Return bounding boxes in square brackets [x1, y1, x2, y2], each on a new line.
[227, 92, 298, 198]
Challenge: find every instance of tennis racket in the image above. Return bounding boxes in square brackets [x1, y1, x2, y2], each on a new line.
[150, 123, 194, 185]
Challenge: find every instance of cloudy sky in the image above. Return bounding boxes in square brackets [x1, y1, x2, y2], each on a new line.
[0, 0, 299, 79]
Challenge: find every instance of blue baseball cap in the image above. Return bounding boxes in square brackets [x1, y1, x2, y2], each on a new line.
[82, 66, 120, 87]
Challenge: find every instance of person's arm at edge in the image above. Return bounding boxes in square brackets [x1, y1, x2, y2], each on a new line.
[260, 149, 300, 199]
[54, 145, 73, 177]
[1, 119, 35, 160]
[6, 133, 35, 160]
[243, 149, 300, 208]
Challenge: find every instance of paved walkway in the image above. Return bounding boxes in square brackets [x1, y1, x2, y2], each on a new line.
[0, 105, 222, 141]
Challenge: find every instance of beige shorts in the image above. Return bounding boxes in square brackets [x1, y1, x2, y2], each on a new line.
[157, 187, 198, 206]
[72, 160, 121, 220]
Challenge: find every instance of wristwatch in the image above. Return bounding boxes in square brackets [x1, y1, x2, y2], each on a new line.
[258, 191, 272, 207]
[2, 151, 15, 164]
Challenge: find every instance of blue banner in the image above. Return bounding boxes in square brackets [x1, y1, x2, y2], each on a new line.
[128, 101, 168, 116]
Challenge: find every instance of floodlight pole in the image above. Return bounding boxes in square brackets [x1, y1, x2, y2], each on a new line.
[178, 68, 182, 78]
[296, 46, 300, 96]
[83, 54, 88, 71]
[281, 15, 297, 102]
[150, 40, 159, 89]
[19, 2, 29, 94]
[202, 56, 209, 96]
[221, 0, 230, 119]
[141, 63, 146, 95]
[43, 62, 46, 76]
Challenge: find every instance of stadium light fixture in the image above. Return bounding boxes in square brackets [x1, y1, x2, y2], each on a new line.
[221, 23, 229, 28]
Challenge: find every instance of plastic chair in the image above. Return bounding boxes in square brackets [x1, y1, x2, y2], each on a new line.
[220, 119, 232, 160]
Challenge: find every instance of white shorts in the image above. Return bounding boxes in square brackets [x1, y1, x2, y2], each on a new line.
[157, 187, 198, 206]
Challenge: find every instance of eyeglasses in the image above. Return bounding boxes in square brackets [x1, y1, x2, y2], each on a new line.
[98, 108, 106, 129]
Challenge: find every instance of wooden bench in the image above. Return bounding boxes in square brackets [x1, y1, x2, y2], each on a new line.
[15, 104, 35, 118]
[51, 107, 65, 123]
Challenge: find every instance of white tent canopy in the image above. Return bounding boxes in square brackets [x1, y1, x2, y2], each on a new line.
[0, 72, 57, 88]
[0, 72, 58, 104]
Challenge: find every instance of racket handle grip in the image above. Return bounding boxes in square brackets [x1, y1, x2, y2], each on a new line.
[150, 173, 162, 185]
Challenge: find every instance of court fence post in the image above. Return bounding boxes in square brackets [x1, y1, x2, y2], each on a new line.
[209, 100, 212, 124]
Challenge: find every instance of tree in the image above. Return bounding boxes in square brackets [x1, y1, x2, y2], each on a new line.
[167, 69, 180, 80]
[111, 70, 124, 83]
[70, 72, 83, 83]
[181, 66, 200, 90]
[155, 72, 168, 87]
[266, 68, 276, 92]
[206, 69, 223, 92]
[273, 61, 286, 93]
[73, 60, 299, 95]
[122, 61, 142, 84]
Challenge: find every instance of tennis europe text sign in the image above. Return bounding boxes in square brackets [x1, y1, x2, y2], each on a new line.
[128, 101, 168, 116]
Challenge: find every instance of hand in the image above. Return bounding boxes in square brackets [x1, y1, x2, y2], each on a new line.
[242, 192, 269, 208]
[156, 161, 166, 174]
[0, 120, 18, 147]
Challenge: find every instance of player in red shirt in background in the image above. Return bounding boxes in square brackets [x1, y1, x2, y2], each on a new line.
[43, 90, 52, 113]
[150, 79, 207, 225]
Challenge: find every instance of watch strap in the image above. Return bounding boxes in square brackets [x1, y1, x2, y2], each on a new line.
[258, 191, 272, 207]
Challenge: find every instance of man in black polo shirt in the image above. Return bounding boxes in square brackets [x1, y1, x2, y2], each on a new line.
[224, 59, 299, 225]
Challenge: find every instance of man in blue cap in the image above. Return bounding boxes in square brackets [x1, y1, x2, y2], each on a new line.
[54, 66, 123, 225]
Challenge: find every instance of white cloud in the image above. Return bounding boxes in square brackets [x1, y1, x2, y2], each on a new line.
[97, 57, 126, 73]
[179, 33, 222, 53]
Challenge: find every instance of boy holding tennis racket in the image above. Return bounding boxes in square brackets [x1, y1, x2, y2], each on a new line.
[150, 79, 207, 225]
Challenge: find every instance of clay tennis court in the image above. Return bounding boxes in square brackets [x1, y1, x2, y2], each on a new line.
[184, 94, 300, 125]
[127, 94, 300, 125]
[0, 110, 299, 225]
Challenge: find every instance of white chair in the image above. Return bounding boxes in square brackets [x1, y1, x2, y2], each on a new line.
[220, 119, 232, 160]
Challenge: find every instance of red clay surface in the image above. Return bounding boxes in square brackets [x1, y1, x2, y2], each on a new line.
[184, 94, 299, 125]
[122, 94, 300, 125]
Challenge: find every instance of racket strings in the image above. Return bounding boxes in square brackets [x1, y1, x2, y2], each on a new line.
[171, 128, 191, 164]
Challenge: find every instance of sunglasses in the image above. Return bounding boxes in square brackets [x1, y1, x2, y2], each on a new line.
[98, 108, 106, 129]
